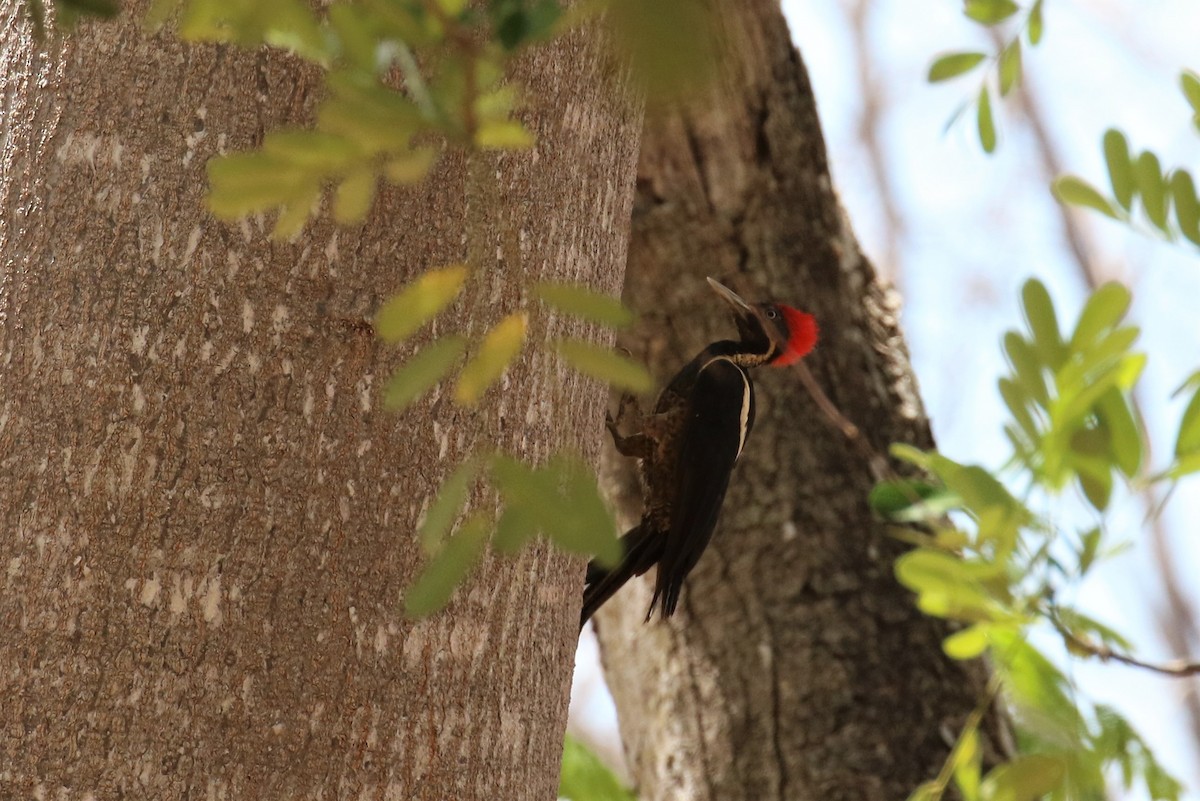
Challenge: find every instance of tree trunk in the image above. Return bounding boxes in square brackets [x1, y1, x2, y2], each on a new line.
[594, 0, 1003, 799]
[0, 5, 639, 799]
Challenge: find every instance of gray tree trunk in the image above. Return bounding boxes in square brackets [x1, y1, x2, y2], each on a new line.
[0, 5, 639, 799]
[593, 0, 1003, 799]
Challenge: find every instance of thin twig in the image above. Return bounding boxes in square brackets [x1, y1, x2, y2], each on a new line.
[793, 361, 892, 482]
[1050, 612, 1200, 678]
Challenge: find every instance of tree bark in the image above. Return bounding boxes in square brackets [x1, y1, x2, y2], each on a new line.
[593, 0, 1002, 799]
[0, 5, 639, 799]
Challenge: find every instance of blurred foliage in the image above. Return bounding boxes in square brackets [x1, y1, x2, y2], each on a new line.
[927, 0, 1044, 153]
[182, 0, 566, 234]
[875, 279, 1189, 801]
[404, 450, 623, 617]
[380, 270, 651, 618]
[559, 735, 636, 801]
[928, 4, 1199, 254]
[1052, 73, 1200, 251]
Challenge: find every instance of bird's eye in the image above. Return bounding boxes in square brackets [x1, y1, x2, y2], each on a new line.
[766, 309, 778, 319]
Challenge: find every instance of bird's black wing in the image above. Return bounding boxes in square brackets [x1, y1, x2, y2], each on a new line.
[650, 357, 755, 618]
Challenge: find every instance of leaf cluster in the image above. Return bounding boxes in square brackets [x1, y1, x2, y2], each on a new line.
[155, 0, 563, 236]
[405, 450, 622, 617]
[377, 267, 651, 617]
[873, 278, 1189, 801]
[927, 0, 1045, 153]
[1053, 75, 1200, 251]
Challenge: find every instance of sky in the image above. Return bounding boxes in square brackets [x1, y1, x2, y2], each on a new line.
[569, 0, 1200, 797]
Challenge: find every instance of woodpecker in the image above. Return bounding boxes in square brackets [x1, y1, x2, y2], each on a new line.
[580, 278, 818, 628]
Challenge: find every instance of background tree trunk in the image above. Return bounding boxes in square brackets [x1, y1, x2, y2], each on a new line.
[594, 0, 1003, 798]
[0, 5, 638, 799]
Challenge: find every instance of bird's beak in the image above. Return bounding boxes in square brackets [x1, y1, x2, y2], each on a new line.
[706, 277, 756, 319]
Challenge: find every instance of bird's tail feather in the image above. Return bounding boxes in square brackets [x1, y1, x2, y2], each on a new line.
[579, 523, 654, 629]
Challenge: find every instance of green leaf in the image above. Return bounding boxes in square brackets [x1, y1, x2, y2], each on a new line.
[383, 336, 468, 411]
[1167, 451, 1200, 479]
[1021, 279, 1064, 368]
[493, 504, 538, 554]
[263, 0, 330, 63]
[405, 514, 490, 617]
[944, 623, 991, 660]
[980, 754, 1066, 801]
[1181, 70, 1200, 115]
[436, 0, 467, 17]
[977, 87, 996, 154]
[890, 443, 933, 469]
[475, 120, 534, 149]
[608, 0, 718, 104]
[383, 147, 439, 185]
[954, 726, 984, 801]
[1103, 129, 1136, 210]
[1003, 331, 1049, 407]
[319, 74, 422, 154]
[1070, 282, 1131, 350]
[376, 264, 470, 345]
[1135, 151, 1170, 231]
[1076, 463, 1112, 511]
[998, 378, 1040, 445]
[964, 0, 1019, 25]
[1170, 170, 1200, 245]
[333, 167, 377, 224]
[552, 340, 654, 394]
[1051, 176, 1118, 219]
[908, 782, 940, 801]
[535, 282, 635, 328]
[868, 480, 948, 519]
[1078, 527, 1101, 574]
[475, 85, 521, 122]
[489, 454, 620, 565]
[261, 129, 362, 170]
[1055, 606, 1132, 652]
[206, 152, 313, 218]
[418, 457, 481, 555]
[1055, 345, 1144, 430]
[990, 630, 1084, 745]
[559, 735, 636, 801]
[1027, 0, 1044, 45]
[928, 52, 987, 82]
[455, 313, 528, 405]
[998, 41, 1021, 96]
[927, 454, 1027, 521]
[895, 549, 998, 623]
[1096, 387, 1141, 476]
[1175, 380, 1200, 456]
[328, 3, 379, 72]
[556, 456, 621, 565]
[271, 187, 319, 240]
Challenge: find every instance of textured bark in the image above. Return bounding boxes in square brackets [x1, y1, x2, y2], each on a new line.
[0, 5, 639, 799]
[593, 1, 1001, 799]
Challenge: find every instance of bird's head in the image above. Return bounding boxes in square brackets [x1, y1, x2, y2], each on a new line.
[707, 277, 818, 366]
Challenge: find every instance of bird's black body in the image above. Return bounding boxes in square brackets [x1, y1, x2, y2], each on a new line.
[580, 279, 817, 628]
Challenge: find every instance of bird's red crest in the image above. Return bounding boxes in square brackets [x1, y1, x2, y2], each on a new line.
[772, 306, 818, 366]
